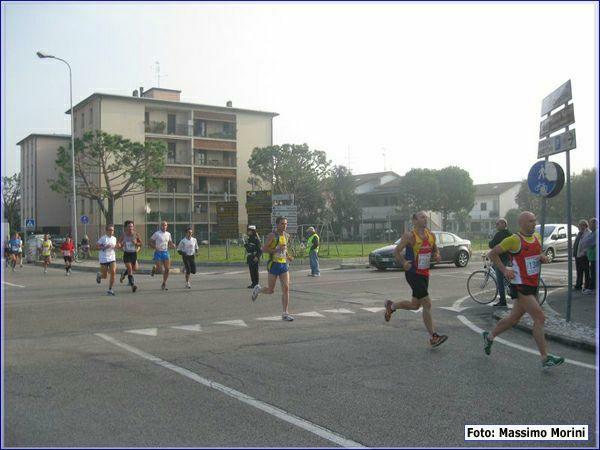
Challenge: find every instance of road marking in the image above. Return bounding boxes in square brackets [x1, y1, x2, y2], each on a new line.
[95, 333, 365, 448]
[125, 328, 158, 337]
[214, 319, 247, 327]
[361, 307, 385, 313]
[321, 308, 355, 314]
[256, 316, 283, 321]
[295, 311, 325, 318]
[2, 281, 25, 288]
[171, 324, 202, 332]
[456, 315, 595, 370]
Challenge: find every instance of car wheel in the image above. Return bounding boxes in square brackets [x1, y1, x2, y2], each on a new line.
[375, 265, 387, 271]
[455, 250, 470, 267]
[545, 248, 555, 263]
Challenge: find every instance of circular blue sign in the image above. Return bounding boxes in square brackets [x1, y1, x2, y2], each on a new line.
[80, 215, 89, 224]
[527, 161, 565, 198]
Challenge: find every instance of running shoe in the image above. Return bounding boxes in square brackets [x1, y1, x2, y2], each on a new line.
[107, 289, 116, 296]
[132, 285, 138, 293]
[384, 300, 394, 322]
[252, 284, 261, 302]
[542, 354, 565, 369]
[430, 333, 448, 348]
[120, 272, 126, 283]
[151, 266, 156, 277]
[482, 331, 493, 355]
[96, 272, 101, 284]
[161, 283, 168, 291]
[186, 282, 191, 289]
[44, 269, 47, 274]
[282, 313, 294, 321]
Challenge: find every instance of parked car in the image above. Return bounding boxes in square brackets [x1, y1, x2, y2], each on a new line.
[535, 223, 579, 263]
[369, 231, 472, 271]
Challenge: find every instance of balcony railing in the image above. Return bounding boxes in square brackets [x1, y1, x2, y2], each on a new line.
[193, 130, 236, 140]
[194, 159, 236, 167]
[146, 121, 190, 136]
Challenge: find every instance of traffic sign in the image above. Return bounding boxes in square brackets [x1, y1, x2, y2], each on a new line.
[539, 103, 575, 138]
[25, 219, 35, 228]
[80, 215, 89, 224]
[216, 201, 239, 239]
[537, 129, 576, 158]
[541, 80, 572, 116]
[527, 161, 565, 198]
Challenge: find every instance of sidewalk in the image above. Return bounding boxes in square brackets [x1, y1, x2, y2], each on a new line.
[492, 288, 597, 352]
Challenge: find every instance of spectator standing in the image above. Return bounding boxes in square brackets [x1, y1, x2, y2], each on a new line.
[580, 218, 597, 295]
[573, 220, 590, 291]
[488, 218, 512, 307]
[244, 225, 262, 288]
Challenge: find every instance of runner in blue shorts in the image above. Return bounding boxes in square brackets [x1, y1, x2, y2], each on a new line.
[251, 217, 295, 321]
[150, 221, 175, 290]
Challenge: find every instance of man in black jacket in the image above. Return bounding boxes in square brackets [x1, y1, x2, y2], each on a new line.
[488, 218, 512, 307]
[244, 225, 262, 288]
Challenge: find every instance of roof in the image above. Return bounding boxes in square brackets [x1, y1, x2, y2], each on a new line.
[16, 133, 70, 145]
[66, 92, 279, 117]
[475, 181, 522, 197]
[352, 171, 400, 185]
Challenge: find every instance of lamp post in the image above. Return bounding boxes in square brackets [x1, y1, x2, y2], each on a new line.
[36, 51, 77, 247]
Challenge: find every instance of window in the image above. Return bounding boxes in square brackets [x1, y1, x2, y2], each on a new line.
[167, 142, 176, 163]
[145, 111, 150, 125]
[194, 119, 206, 137]
[89, 108, 93, 125]
[167, 179, 177, 192]
[441, 233, 455, 245]
[81, 113, 85, 130]
[480, 202, 487, 211]
[195, 150, 206, 166]
[74, 116, 77, 131]
[223, 122, 234, 138]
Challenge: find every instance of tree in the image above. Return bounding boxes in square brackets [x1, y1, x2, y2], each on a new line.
[394, 168, 440, 217]
[247, 143, 331, 224]
[434, 166, 475, 230]
[2, 173, 21, 232]
[505, 208, 520, 231]
[50, 130, 167, 225]
[325, 165, 361, 236]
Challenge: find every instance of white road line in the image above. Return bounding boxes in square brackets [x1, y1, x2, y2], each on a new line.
[95, 333, 365, 448]
[2, 281, 25, 288]
[214, 319, 247, 327]
[321, 308, 355, 314]
[171, 324, 202, 332]
[125, 328, 158, 337]
[295, 311, 326, 318]
[361, 307, 385, 313]
[456, 315, 595, 370]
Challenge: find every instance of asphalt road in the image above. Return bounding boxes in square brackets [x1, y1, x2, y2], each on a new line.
[2, 259, 596, 447]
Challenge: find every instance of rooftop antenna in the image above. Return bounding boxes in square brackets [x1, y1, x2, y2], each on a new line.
[152, 61, 168, 87]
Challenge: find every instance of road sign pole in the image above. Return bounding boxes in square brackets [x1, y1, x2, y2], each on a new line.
[565, 147, 573, 322]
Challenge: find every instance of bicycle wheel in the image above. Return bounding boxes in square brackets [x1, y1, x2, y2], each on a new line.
[467, 270, 498, 304]
[537, 278, 548, 305]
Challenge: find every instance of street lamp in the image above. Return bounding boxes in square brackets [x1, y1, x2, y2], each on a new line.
[36, 51, 78, 247]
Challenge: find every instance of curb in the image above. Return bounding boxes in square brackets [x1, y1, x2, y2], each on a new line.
[492, 310, 596, 352]
[339, 263, 370, 270]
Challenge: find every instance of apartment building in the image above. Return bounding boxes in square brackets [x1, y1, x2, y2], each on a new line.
[17, 133, 71, 235]
[60, 87, 277, 242]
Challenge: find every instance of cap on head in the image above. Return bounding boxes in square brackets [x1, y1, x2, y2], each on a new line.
[247, 225, 256, 231]
[307, 227, 315, 233]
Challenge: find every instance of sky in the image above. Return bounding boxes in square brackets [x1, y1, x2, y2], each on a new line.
[1, 1, 598, 185]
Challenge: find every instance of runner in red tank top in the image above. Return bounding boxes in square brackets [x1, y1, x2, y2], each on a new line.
[483, 211, 564, 369]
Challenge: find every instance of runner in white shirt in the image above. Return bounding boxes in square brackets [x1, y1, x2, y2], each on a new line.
[150, 221, 175, 290]
[177, 227, 199, 288]
[96, 224, 118, 296]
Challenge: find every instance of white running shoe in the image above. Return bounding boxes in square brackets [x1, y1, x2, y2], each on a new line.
[186, 281, 191, 289]
[252, 284, 261, 302]
[107, 289, 116, 296]
[282, 313, 294, 321]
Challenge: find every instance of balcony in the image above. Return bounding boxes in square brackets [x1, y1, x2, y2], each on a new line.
[145, 121, 190, 137]
[194, 158, 236, 168]
[147, 212, 190, 222]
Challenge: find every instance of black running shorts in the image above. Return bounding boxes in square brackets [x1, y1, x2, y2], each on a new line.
[123, 252, 137, 265]
[63, 256, 73, 263]
[509, 283, 538, 299]
[405, 271, 429, 300]
[182, 255, 196, 275]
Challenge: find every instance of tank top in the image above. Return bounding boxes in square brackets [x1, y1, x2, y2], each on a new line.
[405, 229, 435, 277]
[122, 233, 139, 253]
[268, 233, 288, 264]
[509, 233, 542, 287]
[41, 240, 52, 257]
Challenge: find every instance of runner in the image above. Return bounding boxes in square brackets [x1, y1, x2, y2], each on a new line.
[39, 233, 53, 274]
[60, 235, 75, 275]
[149, 221, 175, 290]
[8, 233, 21, 271]
[118, 220, 141, 293]
[96, 224, 117, 296]
[482, 211, 564, 369]
[384, 211, 448, 348]
[251, 216, 295, 321]
[177, 227, 198, 289]
[15, 232, 23, 268]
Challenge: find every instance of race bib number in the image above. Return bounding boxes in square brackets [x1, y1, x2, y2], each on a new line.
[525, 255, 540, 276]
[124, 241, 136, 252]
[417, 252, 431, 270]
[62, 250, 71, 257]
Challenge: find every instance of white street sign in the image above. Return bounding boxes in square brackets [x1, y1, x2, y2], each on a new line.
[541, 80, 572, 116]
[538, 129, 576, 158]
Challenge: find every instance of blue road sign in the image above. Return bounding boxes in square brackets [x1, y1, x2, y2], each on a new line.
[25, 219, 35, 228]
[80, 215, 89, 224]
[527, 161, 565, 198]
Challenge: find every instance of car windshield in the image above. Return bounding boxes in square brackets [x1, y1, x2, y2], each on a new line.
[535, 225, 555, 237]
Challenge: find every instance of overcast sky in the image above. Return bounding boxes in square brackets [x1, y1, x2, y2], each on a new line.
[1, 2, 598, 184]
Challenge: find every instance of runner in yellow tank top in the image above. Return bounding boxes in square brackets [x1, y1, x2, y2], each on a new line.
[40, 234, 53, 274]
[251, 216, 295, 321]
[383, 211, 448, 348]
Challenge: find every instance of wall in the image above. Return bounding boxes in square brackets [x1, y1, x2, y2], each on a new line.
[498, 184, 520, 217]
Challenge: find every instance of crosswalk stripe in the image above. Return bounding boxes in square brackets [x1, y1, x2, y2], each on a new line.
[361, 307, 385, 313]
[295, 311, 326, 318]
[171, 324, 202, 332]
[214, 319, 248, 327]
[321, 308, 355, 314]
[125, 328, 158, 336]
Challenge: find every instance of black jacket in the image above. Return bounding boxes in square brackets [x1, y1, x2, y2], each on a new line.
[489, 229, 512, 264]
[244, 235, 262, 260]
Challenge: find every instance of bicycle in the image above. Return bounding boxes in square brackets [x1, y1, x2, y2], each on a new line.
[467, 256, 547, 305]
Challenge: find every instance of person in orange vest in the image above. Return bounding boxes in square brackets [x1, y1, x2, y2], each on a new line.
[484, 211, 564, 369]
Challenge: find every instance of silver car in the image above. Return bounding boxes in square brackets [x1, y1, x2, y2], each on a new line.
[535, 223, 579, 263]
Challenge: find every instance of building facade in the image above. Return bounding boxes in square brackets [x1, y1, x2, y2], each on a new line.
[19, 87, 277, 242]
[17, 133, 71, 235]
